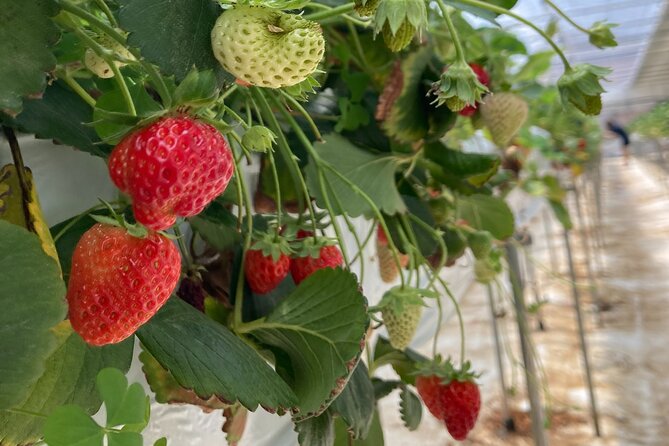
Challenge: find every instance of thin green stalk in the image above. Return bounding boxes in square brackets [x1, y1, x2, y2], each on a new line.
[94, 0, 118, 27]
[219, 84, 239, 104]
[224, 106, 250, 129]
[430, 270, 444, 358]
[346, 22, 371, 72]
[435, 0, 467, 63]
[455, 0, 571, 69]
[231, 141, 254, 329]
[266, 149, 283, 235]
[57, 0, 173, 106]
[407, 214, 447, 289]
[72, 27, 136, 116]
[61, 72, 96, 107]
[543, 0, 589, 34]
[436, 275, 466, 367]
[303, 3, 356, 21]
[349, 222, 376, 265]
[172, 224, 192, 269]
[317, 170, 351, 265]
[279, 90, 322, 141]
[327, 179, 365, 279]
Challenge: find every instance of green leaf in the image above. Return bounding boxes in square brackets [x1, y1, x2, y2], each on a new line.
[107, 431, 143, 446]
[97, 368, 147, 428]
[0, 221, 67, 410]
[0, 323, 133, 446]
[457, 194, 514, 240]
[93, 82, 163, 145]
[333, 408, 384, 446]
[246, 268, 369, 419]
[335, 98, 370, 132]
[372, 338, 427, 386]
[137, 298, 298, 412]
[399, 386, 422, 431]
[154, 438, 168, 446]
[305, 134, 406, 217]
[513, 51, 554, 83]
[118, 0, 233, 83]
[0, 0, 60, 115]
[295, 411, 335, 446]
[9, 82, 111, 157]
[173, 68, 219, 108]
[330, 362, 375, 439]
[43, 405, 104, 446]
[189, 200, 240, 251]
[423, 142, 500, 186]
[139, 349, 228, 410]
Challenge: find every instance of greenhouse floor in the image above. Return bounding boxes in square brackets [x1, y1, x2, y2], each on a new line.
[380, 151, 669, 445]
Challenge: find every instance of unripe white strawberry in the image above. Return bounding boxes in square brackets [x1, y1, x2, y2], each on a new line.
[84, 35, 134, 79]
[211, 6, 325, 88]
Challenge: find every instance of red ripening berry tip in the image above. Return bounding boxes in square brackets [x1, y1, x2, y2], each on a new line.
[377, 224, 388, 244]
[66, 223, 181, 346]
[108, 116, 234, 231]
[459, 63, 490, 117]
[290, 245, 343, 285]
[244, 249, 291, 294]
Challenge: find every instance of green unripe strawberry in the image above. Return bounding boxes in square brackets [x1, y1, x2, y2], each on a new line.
[242, 125, 276, 152]
[467, 230, 493, 259]
[382, 21, 416, 52]
[211, 6, 325, 88]
[383, 303, 422, 350]
[480, 93, 528, 147]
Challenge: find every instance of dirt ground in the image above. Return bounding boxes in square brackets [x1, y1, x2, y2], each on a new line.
[380, 146, 669, 446]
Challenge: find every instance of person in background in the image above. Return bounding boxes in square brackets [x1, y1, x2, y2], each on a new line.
[607, 119, 631, 164]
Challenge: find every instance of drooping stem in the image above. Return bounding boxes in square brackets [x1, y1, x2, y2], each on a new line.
[303, 3, 356, 21]
[2, 126, 34, 233]
[278, 90, 322, 141]
[435, 0, 467, 64]
[172, 224, 192, 269]
[71, 27, 136, 116]
[266, 149, 283, 235]
[543, 0, 590, 34]
[60, 72, 96, 107]
[436, 275, 466, 367]
[455, 0, 571, 69]
[94, 0, 118, 27]
[317, 170, 351, 265]
[57, 0, 173, 107]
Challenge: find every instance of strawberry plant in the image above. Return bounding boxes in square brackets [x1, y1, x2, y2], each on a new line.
[0, 0, 614, 444]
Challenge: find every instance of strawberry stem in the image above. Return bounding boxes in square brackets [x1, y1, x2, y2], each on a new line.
[93, 0, 118, 27]
[2, 126, 34, 233]
[59, 70, 96, 108]
[543, 0, 590, 34]
[303, 3, 356, 21]
[434, 0, 467, 65]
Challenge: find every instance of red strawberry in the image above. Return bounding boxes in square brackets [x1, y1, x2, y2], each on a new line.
[244, 248, 290, 294]
[291, 245, 343, 285]
[459, 63, 490, 117]
[109, 116, 234, 231]
[415, 360, 481, 441]
[66, 223, 181, 346]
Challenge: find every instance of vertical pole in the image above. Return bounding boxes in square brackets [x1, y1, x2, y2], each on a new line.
[542, 209, 560, 274]
[572, 183, 604, 318]
[522, 240, 546, 331]
[563, 230, 602, 437]
[505, 243, 548, 446]
[486, 284, 515, 432]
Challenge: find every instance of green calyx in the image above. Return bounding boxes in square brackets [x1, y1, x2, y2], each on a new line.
[588, 21, 618, 49]
[242, 125, 277, 153]
[250, 232, 293, 262]
[374, 0, 427, 50]
[415, 356, 479, 383]
[557, 64, 611, 116]
[90, 200, 149, 239]
[473, 247, 502, 284]
[371, 285, 437, 314]
[291, 236, 337, 258]
[431, 61, 489, 111]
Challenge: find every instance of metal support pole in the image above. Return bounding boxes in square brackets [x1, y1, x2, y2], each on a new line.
[542, 209, 560, 274]
[486, 284, 515, 432]
[522, 242, 546, 331]
[572, 183, 605, 317]
[505, 243, 548, 446]
[563, 230, 602, 437]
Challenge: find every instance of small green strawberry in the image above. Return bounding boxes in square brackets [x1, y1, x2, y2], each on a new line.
[242, 125, 276, 152]
[473, 248, 503, 284]
[480, 92, 528, 147]
[430, 61, 489, 112]
[467, 230, 493, 260]
[557, 64, 610, 115]
[84, 35, 134, 79]
[588, 21, 618, 49]
[374, 0, 427, 53]
[211, 6, 325, 88]
[377, 286, 435, 350]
